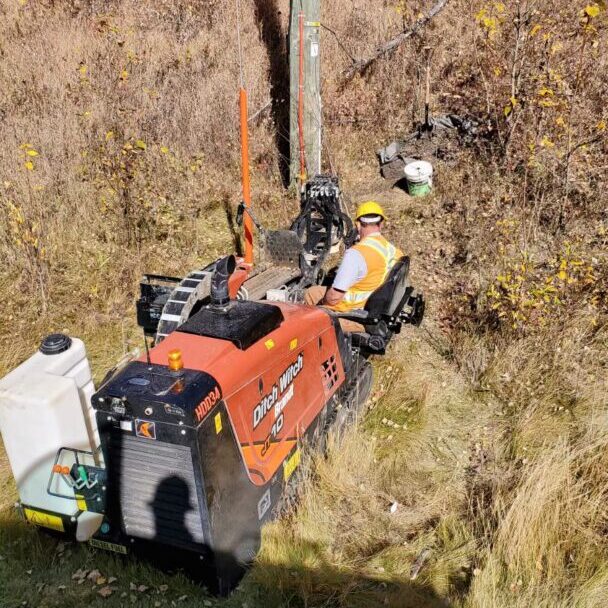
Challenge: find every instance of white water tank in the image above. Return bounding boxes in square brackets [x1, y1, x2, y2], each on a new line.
[0, 334, 102, 536]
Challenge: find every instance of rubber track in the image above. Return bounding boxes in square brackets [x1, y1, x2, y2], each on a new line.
[155, 266, 215, 344]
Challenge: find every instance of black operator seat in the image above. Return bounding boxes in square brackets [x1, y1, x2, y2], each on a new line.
[363, 256, 411, 321]
[330, 257, 425, 355]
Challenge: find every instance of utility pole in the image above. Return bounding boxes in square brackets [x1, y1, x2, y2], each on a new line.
[289, 0, 321, 186]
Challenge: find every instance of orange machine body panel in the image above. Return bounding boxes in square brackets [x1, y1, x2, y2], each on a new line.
[144, 302, 345, 485]
[228, 262, 250, 298]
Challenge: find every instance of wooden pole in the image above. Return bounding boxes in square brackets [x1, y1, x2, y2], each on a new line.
[290, 0, 321, 186]
[298, 11, 307, 183]
[239, 87, 254, 265]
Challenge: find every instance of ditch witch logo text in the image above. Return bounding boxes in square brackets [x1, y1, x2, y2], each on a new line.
[253, 354, 304, 430]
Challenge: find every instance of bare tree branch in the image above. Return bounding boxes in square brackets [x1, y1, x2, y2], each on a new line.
[248, 99, 272, 124]
[342, 0, 451, 81]
[560, 132, 606, 165]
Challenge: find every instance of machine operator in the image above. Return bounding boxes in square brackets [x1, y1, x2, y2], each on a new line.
[305, 201, 403, 332]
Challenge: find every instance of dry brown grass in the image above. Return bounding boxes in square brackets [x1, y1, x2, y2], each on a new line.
[459, 321, 608, 607]
[249, 336, 497, 604]
[1, 0, 608, 606]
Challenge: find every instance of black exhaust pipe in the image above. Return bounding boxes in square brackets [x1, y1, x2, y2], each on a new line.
[210, 255, 237, 306]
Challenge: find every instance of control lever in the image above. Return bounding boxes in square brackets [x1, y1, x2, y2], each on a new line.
[236, 201, 265, 235]
[52, 464, 99, 491]
[235, 201, 244, 226]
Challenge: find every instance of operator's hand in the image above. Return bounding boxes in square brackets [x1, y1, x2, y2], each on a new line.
[322, 287, 346, 307]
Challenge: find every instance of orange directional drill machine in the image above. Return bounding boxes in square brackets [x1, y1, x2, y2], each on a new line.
[0, 176, 424, 594]
[0, 168, 424, 598]
[95, 176, 424, 592]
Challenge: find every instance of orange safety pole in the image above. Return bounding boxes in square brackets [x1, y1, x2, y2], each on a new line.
[239, 87, 254, 265]
[298, 10, 307, 184]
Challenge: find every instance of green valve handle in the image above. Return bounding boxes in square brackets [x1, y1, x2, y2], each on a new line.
[77, 466, 88, 484]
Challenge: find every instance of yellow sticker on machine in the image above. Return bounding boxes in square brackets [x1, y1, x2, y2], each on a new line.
[283, 448, 301, 481]
[214, 412, 223, 434]
[23, 508, 64, 532]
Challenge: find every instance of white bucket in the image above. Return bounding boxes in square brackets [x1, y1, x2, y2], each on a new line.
[404, 160, 433, 197]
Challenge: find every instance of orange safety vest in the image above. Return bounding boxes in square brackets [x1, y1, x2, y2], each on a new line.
[330, 235, 403, 312]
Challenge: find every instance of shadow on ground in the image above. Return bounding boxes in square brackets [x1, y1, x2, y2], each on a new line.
[247, 536, 450, 608]
[0, 510, 449, 608]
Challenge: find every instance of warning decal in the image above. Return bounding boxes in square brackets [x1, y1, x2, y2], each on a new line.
[24, 508, 65, 532]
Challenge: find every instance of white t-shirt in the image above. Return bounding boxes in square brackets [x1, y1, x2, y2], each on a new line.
[332, 248, 368, 291]
[333, 233, 384, 292]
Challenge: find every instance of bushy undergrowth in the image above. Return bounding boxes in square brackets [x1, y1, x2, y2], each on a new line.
[1, 0, 607, 606]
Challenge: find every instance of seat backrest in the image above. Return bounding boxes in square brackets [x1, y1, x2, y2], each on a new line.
[364, 256, 411, 320]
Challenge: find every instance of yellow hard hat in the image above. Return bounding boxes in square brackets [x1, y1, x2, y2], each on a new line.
[355, 201, 386, 223]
